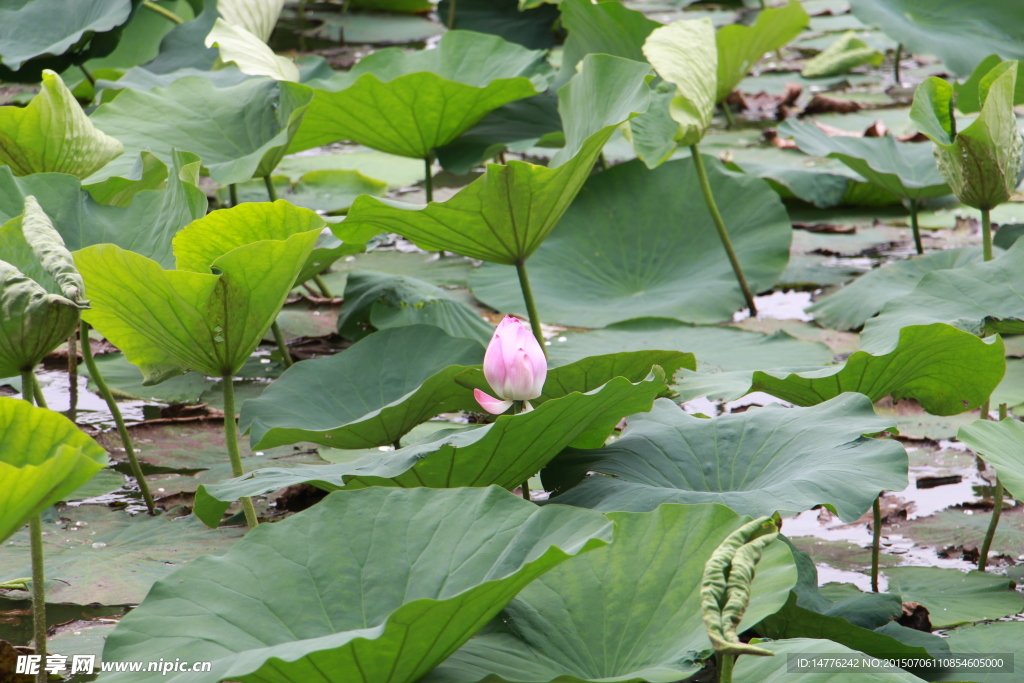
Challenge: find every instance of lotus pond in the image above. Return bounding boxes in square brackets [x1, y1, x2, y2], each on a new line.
[2, 0, 1024, 682]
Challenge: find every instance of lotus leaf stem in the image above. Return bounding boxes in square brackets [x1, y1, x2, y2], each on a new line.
[909, 198, 923, 255]
[514, 261, 547, 358]
[29, 515, 46, 683]
[521, 480, 530, 501]
[229, 183, 239, 207]
[31, 373, 46, 409]
[142, 1, 184, 24]
[981, 207, 993, 261]
[894, 43, 902, 84]
[871, 495, 882, 592]
[424, 155, 435, 203]
[312, 274, 333, 298]
[80, 322, 156, 514]
[979, 403, 1009, 571]
[721, 102, 737, 129]
[67, 333, 78, 421]
[222, 374, 259, 528]
[690, 145, 758, 316]
[717, 651, 735, 683]
[78, 63, 95, 87]
[263, 175, 278, 202]
[20, 370, 33, 405]
[271, 321, 294, 368]
[446, 0, 456, 29]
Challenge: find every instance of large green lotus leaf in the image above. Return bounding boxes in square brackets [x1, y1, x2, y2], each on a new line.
[0, 0, 136, 81]
[0, 505, 244, 605]
[732, 638, 930, 682]
[75, 222, 319, 383]
[546, 318, 833, 375]
[931, 622, 1024, 682]
[0, 151, 207, 269]
[0, 398, 107, 543]
[199, 371, 667, 525]
[882, 567, 1024, 628]
[422, 504, 797, 683]
[337, 270, 494, 346]
[748, 324, 1005, 415]
[807, 247, 985, 331]
[860, 240, 1024, 354]
[205, 18, 298, 81]
[848, 0, 1024, 75]
[557, 0, 659, 88]
[780, 121, 949, 200]
[289, 31, 551, 158]
[241, 325, 484, 450]
[88, 77, 314, 185]
[642, 19, 716, 147]
[954, 55, 1024, 114]
[910, 65, 1023, 210]
[544, 394, 908, 522]
[437, 0, 562, 51]
[336, 54, 652, 264]
[958, 417, 1024, 502]
[756, 538, 950, 660]
[84, 150, 169, 207]
[468, 156, 791, 326]
[0, 70, 123, 179]
[102, 487, 614, 683]
[716, 1, 808, 101]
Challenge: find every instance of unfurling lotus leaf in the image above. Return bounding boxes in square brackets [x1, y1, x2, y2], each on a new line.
[205, 18, 299, 82]
[0, 397, 108, 543]
[910, 61, 1023, 210]
[290, 30, 553, 159]
[0, 70, 123, 179]
[0, 196, 88, 379]
[336, 54, 652, 264]
[74, 201, 322, 384]
[216, 0, 286, 43]
[642, 19, 717, 147]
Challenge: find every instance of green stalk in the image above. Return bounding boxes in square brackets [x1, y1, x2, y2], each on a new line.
[690, 144, 758, 316]
[229, 183, 239, 207]
[79, 63, 96, 87]
[222, 374, 259, 529]
[446, 0, 456, 29]
[67, 332, 78, 422]
[21, 370, 34, 406]
[142, 1, 184, 24]
[29, 515, 46, 683]
[31, 373, 46, 409]
[717, 651, 735, 683]
[909, 198, 923, 255]
[871, 495, 882, 592]
[263, 175, 278, 202]
[80, 322, 156, 514]
[514, 260, 547, 357]
[978, 403, 1008, 571]
[521, 479, 530, 501]
[721, 102, 737, 129]
[982, 207, 993, 261]
[271, 321, 294, 368]
[893, 43, 903, 84]
[424, 155, 434, 203]
[312, 274, 333, 298]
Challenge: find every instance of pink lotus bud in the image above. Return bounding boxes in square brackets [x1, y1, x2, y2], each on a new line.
[474, 316, 547, 414]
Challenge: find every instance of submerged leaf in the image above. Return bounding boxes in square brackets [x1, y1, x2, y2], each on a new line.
[0, 70, 123, 179]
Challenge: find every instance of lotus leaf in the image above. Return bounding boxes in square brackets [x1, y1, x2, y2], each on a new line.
[88, 76, 314, 185]
[910, 62, 1023, 210]
[958, 417, 1024, 502]
[336, 271, 494, 346]
[422, 504, 797, 683]
[849, 0, 1024, 75]
[716, 2, 808, 101]
[558, 0, 659, 88]
[733, 638, 932, 682]
[74, 202, 321, 383]
[544, 394, 908, 522]
[337, 54, 652, 264]
[0, 398, 108, 543]
[954, 55, 1024, 114]
[102, 487, 614, 683]
[84, 151, 169, 207]
[860, 239, 1024, 353]
[468, 156, 791, 326]
[882, 567, 1024, 628]
[0, 70, 123, 179]
[290, 31, 552, 159]
[0, 150, 207, 269]
[749, 324, 1004, 415]
[801, 31, 883, 79]
[0, 0, 137, 81]
[199, 370, 668, 523]
[216, 0, 283, 42]
[241, 325, 485, 450]
[931, 622, 1024, 682]
[204, 18, 297, 81]
[642, 19, 716, 146]
[214, 169, 387, 215]
[438, 0, 562, 51]
[807, 247, 985, 331]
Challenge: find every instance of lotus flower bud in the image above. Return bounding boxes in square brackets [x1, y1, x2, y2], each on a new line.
[473, 316, 547, 415]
